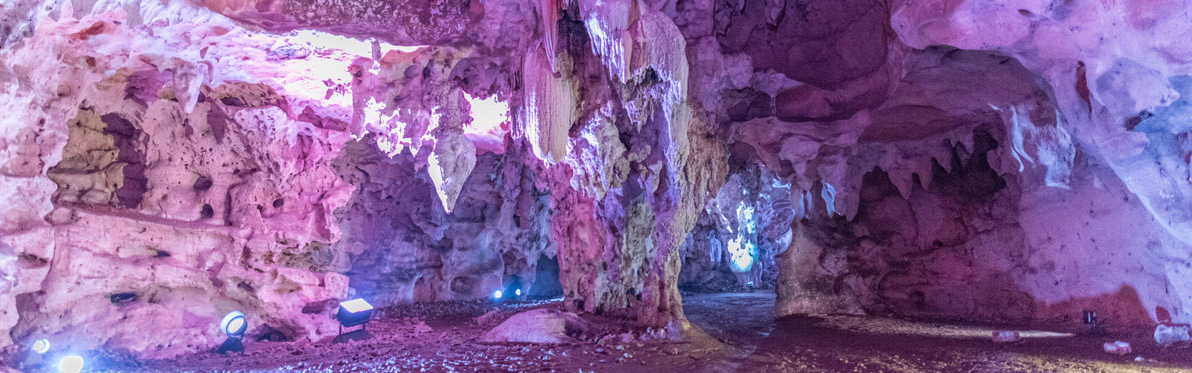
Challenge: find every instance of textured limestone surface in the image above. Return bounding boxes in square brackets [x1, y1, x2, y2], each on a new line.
[3, 0, 1192, 359]
[479, 308, 590, 344]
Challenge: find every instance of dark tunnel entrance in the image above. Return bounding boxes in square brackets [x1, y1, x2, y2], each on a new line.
[526, 254, 564, 299]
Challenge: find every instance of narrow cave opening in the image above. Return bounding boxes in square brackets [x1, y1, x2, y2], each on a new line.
[527, 254, 564, 299]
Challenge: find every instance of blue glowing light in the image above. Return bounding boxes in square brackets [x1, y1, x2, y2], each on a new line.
[515, 289, 521, 296]
[32, 338, 50, 354]
[727, 237, 755, 272]
[494, 290, 503, 299]
[728, 202, 758, 272]
[59, 355, 84, 373]
[821, 182, 838, 216]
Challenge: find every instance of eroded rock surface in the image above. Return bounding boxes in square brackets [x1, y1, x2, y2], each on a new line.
[4, 0, 1192, 360]
[480, 308, 590, 344]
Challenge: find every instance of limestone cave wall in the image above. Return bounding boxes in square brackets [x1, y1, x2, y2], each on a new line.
[3, 0, 1192, 358]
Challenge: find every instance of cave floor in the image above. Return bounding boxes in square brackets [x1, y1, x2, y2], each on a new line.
[685, 292, 1192, 372]
[100, 293, 1192, 372]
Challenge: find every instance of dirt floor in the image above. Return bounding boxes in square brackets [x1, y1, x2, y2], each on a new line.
[14, 292, 1192, 372]
[685, 293, 1192, 372]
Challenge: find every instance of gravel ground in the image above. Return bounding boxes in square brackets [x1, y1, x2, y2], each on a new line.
[9, 292, 1192, 372]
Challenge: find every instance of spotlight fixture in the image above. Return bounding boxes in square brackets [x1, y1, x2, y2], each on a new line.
[501, 277, 523, 301]
[221, 311, 248, 337]
[218, 311, 247, 354]
[334, 299, 374, 343]
[32, 338, 50, 354]
[58, 355, 84, 373]
[337, 298, 374, 329]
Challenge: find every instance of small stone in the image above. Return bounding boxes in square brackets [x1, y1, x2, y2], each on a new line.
[1155, 324, 1191, 347]
[1103, 341, 1132, 355]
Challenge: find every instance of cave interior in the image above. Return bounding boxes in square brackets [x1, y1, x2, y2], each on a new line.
[3, 0, 1192, 371]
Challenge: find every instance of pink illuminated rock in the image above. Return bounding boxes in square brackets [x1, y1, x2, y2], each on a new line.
[200, 0, 483, 45]
[522, 44, 575, 164]
[0, 8, 361, 357]
[480, 308, 590, 344]
[1103, 341, 1132, 355]
[1154, 324, 1191, 347]
[9, 0, 1192, 361]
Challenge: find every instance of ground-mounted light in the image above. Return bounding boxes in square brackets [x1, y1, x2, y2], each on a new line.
[502, 277, 523, 301]
[493, 290, 503, 300]
[58, 355, 84, 373]
[1082, 310, 1106, 335]
[334, 299, 374, 343]
[221, 311, 248, 337]
[32, 338, 50, 354]
[218, 311, 247, 354]
[337, 299, 374, 328]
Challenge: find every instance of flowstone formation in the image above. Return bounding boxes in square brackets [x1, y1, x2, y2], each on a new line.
[3, 0, 1192, 359]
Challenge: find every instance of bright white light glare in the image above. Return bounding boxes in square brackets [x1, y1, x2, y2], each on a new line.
[727, 237, 751, 272]
[227, 318, 245, 334]
[515, 289, 521, 296]
[493, 290, 503, 299]
[286, 30, 421, 56]
[220, 311, 247, 336]
[462, 92, 511, 154]
[728, 202, 758, 272]
[59, 355, 84, 373]
[340, 299, 374, 313]
[32, 338, 50, 354]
